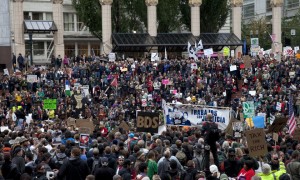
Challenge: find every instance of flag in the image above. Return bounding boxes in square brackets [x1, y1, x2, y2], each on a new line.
[110, 77, 118, 87]
[288, 93, 296, 135]
[197, 39, 203, 50]
[65, 80, 71, 96]
[91, 48, 95, 60]
[243, 39, 247, 55]
[165, 47, 168, 60]
[268, 32, 275, 43]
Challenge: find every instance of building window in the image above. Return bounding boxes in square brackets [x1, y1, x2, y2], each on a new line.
[78, 44, 88, 56]
[65, 44, 75, 57]
[91, 44, 101, 56]
[64, 13, 75, 31]
[32, 12, 43, 20]
[24, 12, 30, 20]
[33, 42, 45, 56]
[243, 3, 255, 18]
[286, 0, 299, 8]
[266, 0, 272, 12]
[46, 13, 53, 21]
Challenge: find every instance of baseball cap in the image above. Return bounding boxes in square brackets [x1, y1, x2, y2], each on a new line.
[210, 165, 219, 174]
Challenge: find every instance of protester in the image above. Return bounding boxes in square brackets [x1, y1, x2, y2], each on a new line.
[0, 53, 298, 180]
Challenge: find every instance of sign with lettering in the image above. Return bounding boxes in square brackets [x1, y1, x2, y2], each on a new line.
[243, 101, 255, 118]
[43, 99, 57, 110]
[27, 75, 38, 83]
[136, 111, 159, 133]
[245, 128, 267, 157]
[76, 119, 94, 134]
[163, 101, 230, 130]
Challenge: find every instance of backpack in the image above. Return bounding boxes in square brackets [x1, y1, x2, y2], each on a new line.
[217, 151, 227, 164]
[91, 157, 100, 174]
[175, 149, 187, 165]
[206, 123, 220, 142]
[129, 139, 138, 152]
[54, 154, 67, 169]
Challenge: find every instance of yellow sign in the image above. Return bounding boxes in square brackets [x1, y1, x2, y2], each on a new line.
[223, 47, 230, 56]
[296, 53, 300, 59]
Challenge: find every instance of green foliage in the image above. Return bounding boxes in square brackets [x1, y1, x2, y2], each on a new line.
[157, 0, 182, 33]
[282, 10, 300, 47]
[72, 0, 102, 39]
[73, 0, 230, 39]
[180, 0, 230, 33]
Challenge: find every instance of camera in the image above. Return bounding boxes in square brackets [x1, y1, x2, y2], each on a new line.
[46, 171, 55, 179]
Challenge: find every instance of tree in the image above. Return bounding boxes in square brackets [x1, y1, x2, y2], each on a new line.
[180, 0, 230, 33]
[73, 0, 230, 39]
[241, 17, 272, 50]
[157, 0, 182, 33]
[282, 10, 300, 47]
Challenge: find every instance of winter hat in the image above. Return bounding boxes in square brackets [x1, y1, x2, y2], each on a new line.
[220, 174, 229, 180]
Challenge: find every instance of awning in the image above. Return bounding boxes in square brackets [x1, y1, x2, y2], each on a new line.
[112, 33, 243, 52]
[24, 20, 58, 34]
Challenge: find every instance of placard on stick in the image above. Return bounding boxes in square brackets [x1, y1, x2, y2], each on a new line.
[268, 117, 288, 133]
[245, 128, 267, 157]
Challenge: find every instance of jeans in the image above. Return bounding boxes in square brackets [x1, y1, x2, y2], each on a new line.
[204, 143, 219, 171]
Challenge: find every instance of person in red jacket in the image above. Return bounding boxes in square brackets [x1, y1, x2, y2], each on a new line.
[237, 160, 255, 180]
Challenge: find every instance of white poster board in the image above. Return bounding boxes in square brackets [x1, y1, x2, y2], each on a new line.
[151, 53, 159, 61]
[27, 75, 38, 83]
[108, 53, 116, 62]
[230, 65, 237, 71]
[204, 48, 213, 56]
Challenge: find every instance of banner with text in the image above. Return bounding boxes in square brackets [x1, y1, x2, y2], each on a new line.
[136, 111, 159, 133]
[163, 101, 230, 130]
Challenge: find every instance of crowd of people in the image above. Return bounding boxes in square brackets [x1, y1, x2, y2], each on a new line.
[0, 52, 298, 180]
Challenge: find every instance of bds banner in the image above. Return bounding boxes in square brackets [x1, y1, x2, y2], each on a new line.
[136, 111, 160, 133]
[162, 100, 230, 130]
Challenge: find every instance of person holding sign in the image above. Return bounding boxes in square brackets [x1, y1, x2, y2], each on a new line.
[201, 113, 220, 172]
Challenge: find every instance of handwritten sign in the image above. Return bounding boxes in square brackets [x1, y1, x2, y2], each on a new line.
[27, 75, 38, 83]
[43, 99, 57, 110]
[76, 119, 94, 134]
[245, 128, 267, 157]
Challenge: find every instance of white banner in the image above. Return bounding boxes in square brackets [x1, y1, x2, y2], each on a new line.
[204, 48, 213, 56]
[27, 75, 37, 83]
[162, 100, 230, 130]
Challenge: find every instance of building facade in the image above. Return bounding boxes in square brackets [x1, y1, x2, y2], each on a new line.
[10, 0, 101, 63]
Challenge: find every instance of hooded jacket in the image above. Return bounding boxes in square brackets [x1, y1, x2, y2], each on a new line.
[258, 162, 286, 180]
[57, 157, 90, 180]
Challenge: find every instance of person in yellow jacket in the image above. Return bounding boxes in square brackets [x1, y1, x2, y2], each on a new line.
[48, 109, 55, 119]
[258, 158, 286, 180]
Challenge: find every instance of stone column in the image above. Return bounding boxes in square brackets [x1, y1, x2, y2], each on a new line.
[145, 0, 158, 37]
[189, 0, 201, 36]
[13, 0, 25, 56]
[271, 0, 283, 54]
[100, 0, 113, 54]
[52, 0, 65, 58]
[0, 0, 12, 69]
[231, 0, 243, 58]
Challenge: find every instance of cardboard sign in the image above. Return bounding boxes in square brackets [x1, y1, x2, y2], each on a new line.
[245, 128, 268, 157]
[27, 75, 38, 83]
[43, 99, 57, 110]
[273, 133, 279, 142]
[76, 119, 94, 134]
[293, 129, 300, 141]
[66, 118, 76, 127]
[268, 117, 288, 133]
[244, 55, 252, 69]
[136, 111, 159, 133]
[78, 127, 91, 134]
[119, 121, 130, 132]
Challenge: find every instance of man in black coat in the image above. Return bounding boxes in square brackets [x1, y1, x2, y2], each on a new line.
[57, 147, 90, 180]
[94, 157, 115, 180]
[118, 159, 132, 180]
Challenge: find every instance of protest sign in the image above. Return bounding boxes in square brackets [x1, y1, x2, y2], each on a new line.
[136, 111, 159, 133]
[119, 121, 130, 132]
[163, 102, 230, 130]
[27, 75, 38, 83]
[252, 116, 265, 128]
[79, 134, 90, 147]
[293, 128, 300, 141]
[43, 99, 57, 110]
[223, 47, 230, 56]
[142, 99, 147, 107]
[66, 118, 76, 127]
[204, 48, 213, 56]
[3, 69, 9, 76]
[151, 53, 159, 61]
[230, 65, 237, 72]
[273, 133, 279, 142]
[276, 102, 281, 111]
[108, 53, 116, 62]
[245, 128, 267, 157]
[76, 119, 94, 134]
[268, 117, 288, 133]
[78, 127, 91, 134]
[244, 55, 252, 69]
[162, 79, 169, 85]
[243, 101, 255, 118]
